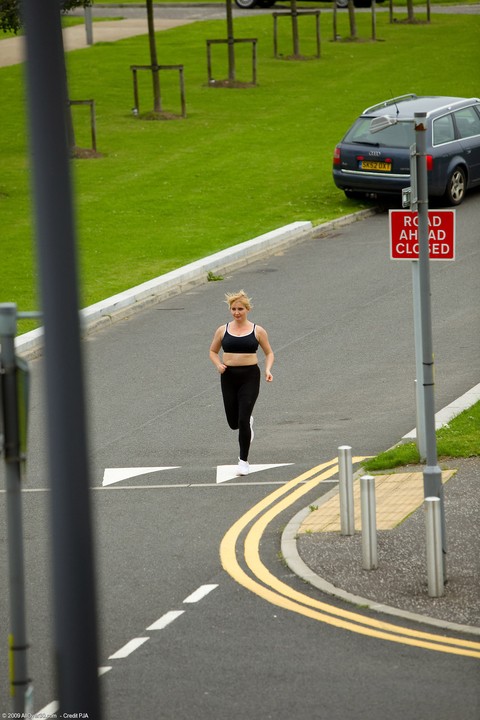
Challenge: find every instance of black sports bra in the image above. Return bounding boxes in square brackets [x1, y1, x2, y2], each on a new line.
[221, 323, 259, 354]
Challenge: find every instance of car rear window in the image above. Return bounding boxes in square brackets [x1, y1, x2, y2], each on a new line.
[343, 117, 414, 148]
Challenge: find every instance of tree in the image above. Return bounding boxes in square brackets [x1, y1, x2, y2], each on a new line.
[1, 1, 93, 155]
[290, 0, 300, 58]
[146, 0, 161, 113]
[406, 0, 415, 23]
[347, 0, 358, 40]
[0, 0, 91, 34]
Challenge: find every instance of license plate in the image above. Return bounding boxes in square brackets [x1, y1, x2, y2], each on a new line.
[360, 161, 392, 171]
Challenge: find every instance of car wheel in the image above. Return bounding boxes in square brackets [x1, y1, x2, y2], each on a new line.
[444, 166, 466, 206]
[336, 0, 349, 7]
[234, 0, 258, 8]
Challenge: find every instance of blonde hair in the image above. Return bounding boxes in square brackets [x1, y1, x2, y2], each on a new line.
[224, 290, 252, 311]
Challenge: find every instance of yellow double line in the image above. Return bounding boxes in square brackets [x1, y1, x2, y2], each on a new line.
[220, 459, 480, 659]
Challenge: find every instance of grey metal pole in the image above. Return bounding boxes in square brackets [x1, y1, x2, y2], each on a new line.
[360, 475, 378, 570]
[0, 304, 32, 714]
[412, 270, 426, 459]
[425, 497, 444, 597]
[415, 112, 446, 577]
[338, 445, 354, 536]
[21, 1, 101, 715]
[409, 142, 426, 459]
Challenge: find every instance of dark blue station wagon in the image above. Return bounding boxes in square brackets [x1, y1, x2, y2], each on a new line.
[332, 94, 480, 206]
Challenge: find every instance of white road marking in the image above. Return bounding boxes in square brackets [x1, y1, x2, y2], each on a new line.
[94, 483, 190, 490]
[109, 637, 149, 659]
[95, 481, 297, 489]
[33, 584, 220, 716]
[183, 584, 218, 603]
[147, 610, 185, 630]
[102, 466, 180, 486]
[216, 463, 293, 484]
[4, 479, 315, 495]
[7, 465, 298, 494]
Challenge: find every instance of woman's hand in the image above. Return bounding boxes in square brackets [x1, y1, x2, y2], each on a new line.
[265, 370, 273, 382]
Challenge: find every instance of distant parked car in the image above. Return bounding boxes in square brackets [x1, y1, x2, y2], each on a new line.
[332, 94, 480, 206]
[235, 0, 384, 9]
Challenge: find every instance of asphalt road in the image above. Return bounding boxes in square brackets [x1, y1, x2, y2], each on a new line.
[71, 0, 480, 21]
[1, 193, 479, 717]
[77, 1, 480, 18]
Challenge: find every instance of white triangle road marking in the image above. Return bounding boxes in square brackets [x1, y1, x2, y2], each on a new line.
[216, 463, 293, 485]
[102, 467, 180, 487]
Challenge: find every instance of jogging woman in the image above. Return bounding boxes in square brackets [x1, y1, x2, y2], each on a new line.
[209, 290, 274, 476]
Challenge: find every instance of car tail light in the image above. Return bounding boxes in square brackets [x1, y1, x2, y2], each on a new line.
[426, 154, 433, 171]
[333, 146, 341, 165]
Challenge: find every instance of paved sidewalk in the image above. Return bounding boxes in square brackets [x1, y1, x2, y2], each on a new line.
[286, 456, 480, 634]
[299, 469, 456, 533]
[0, 17, 191, 68]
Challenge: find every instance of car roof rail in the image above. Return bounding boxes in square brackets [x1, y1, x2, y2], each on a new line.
[362, 94, 418, 114]
[438, 97, 480, 111]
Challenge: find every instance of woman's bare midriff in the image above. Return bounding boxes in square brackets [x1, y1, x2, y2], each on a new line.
[223, 352, 258, 367]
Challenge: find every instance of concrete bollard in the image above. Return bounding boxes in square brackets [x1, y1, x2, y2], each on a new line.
[425, 497, 444, 597]
[338, 445, 354, 536]
[360, 475, 378, 570]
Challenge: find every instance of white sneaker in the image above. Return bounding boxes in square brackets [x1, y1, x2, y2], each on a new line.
[236, 458, 250, 476]
[250, 416, 254, 443]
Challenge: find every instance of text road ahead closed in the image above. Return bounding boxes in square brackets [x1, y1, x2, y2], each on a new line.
[389, 210, 456, 261]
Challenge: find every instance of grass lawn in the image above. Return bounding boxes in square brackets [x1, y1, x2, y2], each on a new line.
[0, 10, 479, 336]
[362, 401, 480, 470]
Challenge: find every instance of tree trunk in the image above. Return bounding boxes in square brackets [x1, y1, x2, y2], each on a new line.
[291, 0, 300, 57]
[348, 0, 357, 39]
[146, 0, 161, 113]
[66, 99, 76, 155]
[371, 0, 377, 41]
[226, 0, 236, 82]
[407, 0, 415, 22]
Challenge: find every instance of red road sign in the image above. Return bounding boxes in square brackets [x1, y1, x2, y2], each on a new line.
[389, 209, 456, 261]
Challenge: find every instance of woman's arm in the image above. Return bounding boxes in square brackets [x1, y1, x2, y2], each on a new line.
[209, 326, 227, 373]
[256, 326, 274, 382]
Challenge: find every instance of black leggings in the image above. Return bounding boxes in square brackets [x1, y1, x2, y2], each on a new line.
[220, 365, 260, 462]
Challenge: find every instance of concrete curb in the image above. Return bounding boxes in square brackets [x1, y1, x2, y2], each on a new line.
[281, 483, 480, 637]
[15, 209, 376, 359]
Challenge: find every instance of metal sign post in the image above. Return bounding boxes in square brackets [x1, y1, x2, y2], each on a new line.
[408, 142, 426, 459]
[375, 111, 447, 579]
[0, 303, 32, 713]
[21, 0, 101, 715]
[390, 204, 456, 460]
[391, 210, 455, 462]
[414, 112, 446, 577]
